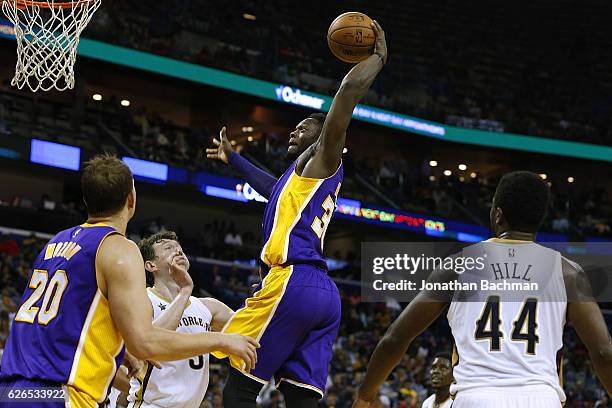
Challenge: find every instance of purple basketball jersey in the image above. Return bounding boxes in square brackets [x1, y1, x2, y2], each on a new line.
[260, 160, 343, 273]
[0, 223, 125, 405]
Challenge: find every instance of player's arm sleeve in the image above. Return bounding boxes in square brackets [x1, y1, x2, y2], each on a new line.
[304, 54, 383, 178]
[564, 257, 612, 395]
[357, 289, 448, 402]
[200, 297, 234, 332]
[152, 290, 191, 331]
[228, 152, 277, 199]
[101, 235, 242, 361]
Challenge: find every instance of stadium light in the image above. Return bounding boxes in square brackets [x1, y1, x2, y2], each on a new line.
[458, 164, 467, 171]
[429, 175, 436, 181]
[444, 170, 452, 176]
[342, 147, 348, 154]
[470, 172, 477, 178]
[92, 93, 102, 101]
[567, 176, 575, 183]
[230, 140, 236, 146]
[247, 136, 254, 142]
[120, 99, 130, 107]
[243, 13, 256, 21]
[459, 176, 465, 182]
[242, 126, 253, 133]
[539, 173, 547, 180]
[429, 160, 438, 167]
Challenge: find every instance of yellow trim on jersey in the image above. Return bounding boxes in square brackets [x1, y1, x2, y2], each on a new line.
[558, 358, 564, 389]
[240, 370, 269, 385]
[148, 286, 191, 307]
[131, 362, 153, 408]
[211, 265, 293, 373]
[291, 159, 343, 181]
[487, 237, 533, 244]
[68, 290, 124, 403]
[277, 378, 324, 398]
[80, 222, 111, 228]
[148, 286, 172, 303]
[260, 171, 323, 266]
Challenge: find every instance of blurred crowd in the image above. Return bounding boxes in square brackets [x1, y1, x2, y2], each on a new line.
[0, 232, 609, 407]
[86, 0, 612, 146]
[2, 26, 612, 239]
[99, 100, 612, 238]
[2, 87, 611, 239]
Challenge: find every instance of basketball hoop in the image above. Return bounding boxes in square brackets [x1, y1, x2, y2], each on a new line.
[1, 0, 101, 92]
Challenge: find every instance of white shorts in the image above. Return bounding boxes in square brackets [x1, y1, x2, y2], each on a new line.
[452, 385, 563, 408]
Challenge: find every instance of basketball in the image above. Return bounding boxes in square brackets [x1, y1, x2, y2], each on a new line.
[327, 12, 376, 63]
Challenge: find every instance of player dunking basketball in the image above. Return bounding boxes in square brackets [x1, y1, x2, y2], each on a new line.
[354, 171, 612, 408]
[206, 19, 387, 408]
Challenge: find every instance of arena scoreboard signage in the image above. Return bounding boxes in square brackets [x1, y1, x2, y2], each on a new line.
[19, 145, 579, 243]
[1, 30, 611, 161]
[228, 181, 485, 241]
[30, 139, 80, 171]
[275, 86, 326, 110]
[122, 157, 168, 182]
[67, 38, 612, 163]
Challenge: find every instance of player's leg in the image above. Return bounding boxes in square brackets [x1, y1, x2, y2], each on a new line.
[217, 265, 316, 406]
[223, 367, 265, 408]
[277, 381, 320, 408]
[275, 266, 342, 404]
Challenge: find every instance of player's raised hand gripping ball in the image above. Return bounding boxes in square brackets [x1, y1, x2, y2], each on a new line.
[371, 20, 388, 65]
[327, 12, 376, 63]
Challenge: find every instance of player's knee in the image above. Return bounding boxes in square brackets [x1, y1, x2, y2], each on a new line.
[223, 368, 263, 408]
[278, 382, 321, 408]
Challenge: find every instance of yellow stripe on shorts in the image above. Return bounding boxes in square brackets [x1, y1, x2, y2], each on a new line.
[211, 265, 293, 373]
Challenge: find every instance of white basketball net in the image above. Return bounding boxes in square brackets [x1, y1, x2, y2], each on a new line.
[1, 0, 101, 92]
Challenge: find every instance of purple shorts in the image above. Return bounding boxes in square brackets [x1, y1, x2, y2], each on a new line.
[213, 264, 341, 396]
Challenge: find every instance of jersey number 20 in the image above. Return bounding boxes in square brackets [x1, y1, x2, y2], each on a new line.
[475, 296, 539, 355]
[15, 269, 68, 325]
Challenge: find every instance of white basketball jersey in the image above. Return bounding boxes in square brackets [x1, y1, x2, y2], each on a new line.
[106, 387, 121, 408]
[421, 394, 452, 408]
[128, 288, 212, 408]
[447, 239, 567, 403]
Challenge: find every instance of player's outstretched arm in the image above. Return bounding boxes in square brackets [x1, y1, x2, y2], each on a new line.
[304, 20, 387, 179]
[354, 292, 446, 406]
[200, 297, 234, 332]
[206, 126, 277, 199]
[564, 259, 612, 395]
[99, 235, 260, 371]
